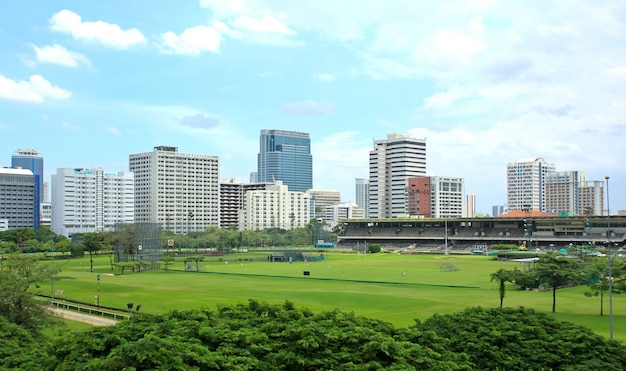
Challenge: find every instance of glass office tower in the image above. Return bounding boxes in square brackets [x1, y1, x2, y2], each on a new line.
[257, 130, 312, 193]
[12, 149, 43, 229]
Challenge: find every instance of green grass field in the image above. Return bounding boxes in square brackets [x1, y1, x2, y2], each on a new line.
[42, 252, 626, 342]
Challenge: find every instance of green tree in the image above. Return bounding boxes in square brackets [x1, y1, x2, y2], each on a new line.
[159, 256, 175, 270]
[368, 243, 382, 253]
[115, 262, 135, 275]
[490, 268, 521, 309]
[82, 232, 103, 272]
[50, 300, 470, 370]
[185, 255, 204, 272]
[585, 258, 626, 315]
[414, 306, 626, 370]
[0, 253, 61, 331]
[533, 252, 584, 312]
[0, 316, 54, 370]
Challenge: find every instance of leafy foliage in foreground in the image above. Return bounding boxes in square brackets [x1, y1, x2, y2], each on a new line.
[5, 301, 626, 370]
[52, 300, 469, 370]
[415, 307, 626, 370]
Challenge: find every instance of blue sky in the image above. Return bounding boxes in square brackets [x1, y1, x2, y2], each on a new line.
[1, 0, 625, 214]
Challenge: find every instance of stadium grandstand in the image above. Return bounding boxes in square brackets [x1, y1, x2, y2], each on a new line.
[336, 213, 626, 254]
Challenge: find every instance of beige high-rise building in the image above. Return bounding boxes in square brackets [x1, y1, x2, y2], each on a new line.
[239, 181, 310, 231]
[129, 146, 219, 234]
[306, 189, 341, 218]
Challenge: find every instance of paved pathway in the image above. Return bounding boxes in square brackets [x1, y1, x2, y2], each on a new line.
[50, 307, 118, 326]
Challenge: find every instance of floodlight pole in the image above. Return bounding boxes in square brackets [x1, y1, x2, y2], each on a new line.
[606, 175, 613, 340]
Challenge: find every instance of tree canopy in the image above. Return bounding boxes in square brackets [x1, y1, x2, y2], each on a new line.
[37, 301, 626, 370]
[0, 253, 61, 331]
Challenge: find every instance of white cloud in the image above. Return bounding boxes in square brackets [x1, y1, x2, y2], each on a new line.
[160, 25, 223, 55]
[31, 44, 90, 67]
[431, 29, 486, 57]
[60, 121, 82, 132]
[49, 10, 146, 49]
[0, 74, 72, 103]
[314, 73, 335, 82]
[423, 85, 471, 109]
[199, 0, 248, 16]
[232, 13, 295, 35]
[106, 126, 121, 135]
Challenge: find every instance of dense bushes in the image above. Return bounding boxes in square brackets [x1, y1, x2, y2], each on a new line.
[14, 301, 620, 370]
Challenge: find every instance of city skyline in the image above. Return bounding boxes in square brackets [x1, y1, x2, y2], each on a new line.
[1, 1, 625, 214]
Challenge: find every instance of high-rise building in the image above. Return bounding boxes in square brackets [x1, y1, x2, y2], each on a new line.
[355, 178, 369, 218]
[506, 157, 555, 212]
[306, 189, 341, 219]
[11, 149, 43, 229]
[51, 168, 134, 237]
[407, 176, 464, 218]
[577, 181, 604, 216]
[238, 181, 310, 231]
[324, 202, 364, 228]
[220, 178, 275, 229]
[464, 193, 476, 218]
[257, 130, 312, 193]
[369, 133, 426, 218]
[544, 171, 604, 215]
[492, 205, 505, 217]
[0, 168, 35, 230]
[545, 171, 585, 215]
[129, 146, 220, 233]
[407, 177, 431, 217]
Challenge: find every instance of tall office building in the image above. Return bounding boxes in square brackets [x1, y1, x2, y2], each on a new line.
[506, 157, 555, 212]
[238, 181, 310, 231]
[51, 168, 134, 237]
[545, 171, 585, 215]
[0, 168, 35, 230]
[129, 146, 220, 233]
[369, 133, 426, 218]
[306, 189, 341, 219]
[11, 149, 43, 229]
[257, 130, 312, 193]
[407, 177, 431, 217]
[492, 205, 505, 217]
[407, 176, 464, 218]
[355, 178, 369, 218]
[577, 181, 604, 216]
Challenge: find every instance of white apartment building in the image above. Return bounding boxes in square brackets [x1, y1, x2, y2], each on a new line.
[220, 178, 274, 229]
[239, 181, 310, 231]
[324, 202, 364, 228]
[430, 176, 465, 218]
[306, 189, 341, 219]
[369, 133, 426, 218]
[507, 158, 556, 212]
[51, 168, 134, 237]
[355, 178, 369, 218]
[129, 146, 220, 233]
[0, 168, 35, 230]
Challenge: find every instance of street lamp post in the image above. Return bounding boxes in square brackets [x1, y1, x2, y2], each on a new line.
[51, 240, 55, 304]
[605, 175, 613, 340]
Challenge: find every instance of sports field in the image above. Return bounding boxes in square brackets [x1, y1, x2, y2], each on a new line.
[44, 252, 626, 342]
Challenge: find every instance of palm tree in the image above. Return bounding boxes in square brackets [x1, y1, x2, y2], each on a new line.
[490, 268, 521, 309]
